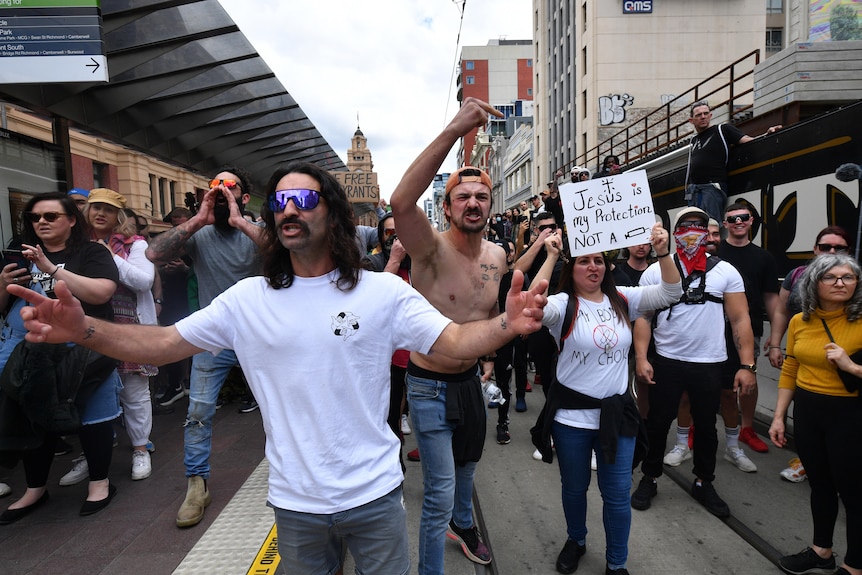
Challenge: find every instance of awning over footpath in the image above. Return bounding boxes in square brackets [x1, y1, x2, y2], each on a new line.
[0, 0, 346, 190]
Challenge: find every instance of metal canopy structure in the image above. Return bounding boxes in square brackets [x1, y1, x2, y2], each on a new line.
[0, 0, 346, 191]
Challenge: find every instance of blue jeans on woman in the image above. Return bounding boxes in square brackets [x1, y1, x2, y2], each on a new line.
[553, 420, 635, 571]
[184, 349, 238, 478]
[407, 373, 482, 575]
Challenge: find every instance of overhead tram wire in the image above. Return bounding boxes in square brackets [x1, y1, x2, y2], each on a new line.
[443, 0, 467, 128]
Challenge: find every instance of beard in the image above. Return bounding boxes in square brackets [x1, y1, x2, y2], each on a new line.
[214, 196, 244, 231]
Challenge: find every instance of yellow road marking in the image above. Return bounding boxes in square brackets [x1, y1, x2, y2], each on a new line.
[247, 524, 280, 574]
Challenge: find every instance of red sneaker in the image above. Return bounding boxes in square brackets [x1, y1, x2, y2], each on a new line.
[739, 426, 768, 453]
[533, 374, 542, 387]
[407, 448, 421, 462]
[525, 381, 533, 392]
[688, 425, 694, 449]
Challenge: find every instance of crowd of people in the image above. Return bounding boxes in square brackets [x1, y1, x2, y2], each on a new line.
[0, 96, 858, 575]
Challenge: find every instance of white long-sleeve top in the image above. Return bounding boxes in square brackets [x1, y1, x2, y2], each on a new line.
[112, 239, 157, 326]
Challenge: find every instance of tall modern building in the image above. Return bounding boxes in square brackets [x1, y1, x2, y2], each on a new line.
[457, 39, 534, 167]
[532, 0, 786, 189]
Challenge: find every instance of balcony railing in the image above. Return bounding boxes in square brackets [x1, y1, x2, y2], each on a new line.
[574, 49, 761, 173]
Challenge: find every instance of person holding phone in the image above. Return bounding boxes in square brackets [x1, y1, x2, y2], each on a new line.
[0, 191, 119, 524]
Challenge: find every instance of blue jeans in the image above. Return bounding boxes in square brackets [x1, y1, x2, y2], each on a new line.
[686, 182, 727, 224]
[406, 373, 482, 575]
[271, 485, 409, 575]
[553, 421, 635, 570]
[184, 349, 238, 478]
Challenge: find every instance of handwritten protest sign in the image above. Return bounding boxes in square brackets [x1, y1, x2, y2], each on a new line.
[331, 171, 379, 203]
[558, 169, 656, 257]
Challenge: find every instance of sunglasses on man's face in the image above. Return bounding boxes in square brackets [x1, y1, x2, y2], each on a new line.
[268, 188, 321, 212]
[725, 213, 752, 223]
[209, 179, 239, 190]
[538, 223, 557, 232]
[24, 211, 67, 223]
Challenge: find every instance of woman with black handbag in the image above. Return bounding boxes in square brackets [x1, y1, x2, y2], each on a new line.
[0, 191, 119, 524]
[769, 253, 862, 575]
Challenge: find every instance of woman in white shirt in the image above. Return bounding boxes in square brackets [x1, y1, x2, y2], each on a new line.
[531, 223, 681, 575]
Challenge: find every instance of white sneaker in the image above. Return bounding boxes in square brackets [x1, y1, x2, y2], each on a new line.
[663, 444, 692, 467]
[131, 450, 152, 481]
[400, 414, 412, 435]
[60, 454, 89, 486]
[532, 448, 543, 461]
[724, 446, 757, 473]
[590, 450, 598, 471]
[0, 482, 11, 497]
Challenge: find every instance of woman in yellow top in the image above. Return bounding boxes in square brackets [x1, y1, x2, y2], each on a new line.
[769, 253, 862, 575]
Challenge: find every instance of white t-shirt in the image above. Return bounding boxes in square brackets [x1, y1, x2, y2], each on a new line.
[543, 281, 681, 430]
[639, 255, 745, 363]
[175, 270, 451, 514]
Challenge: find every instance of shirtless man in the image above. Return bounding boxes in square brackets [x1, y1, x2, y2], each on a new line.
[390, 97, 504, 575]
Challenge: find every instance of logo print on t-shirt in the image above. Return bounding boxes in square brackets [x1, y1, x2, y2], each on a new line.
[593, 324, 618, 354]
[332, 311, 360, 340]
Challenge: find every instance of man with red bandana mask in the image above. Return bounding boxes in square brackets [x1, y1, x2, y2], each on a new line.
[631, 206, 756, 519]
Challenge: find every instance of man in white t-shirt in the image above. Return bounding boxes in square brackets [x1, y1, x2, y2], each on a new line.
[9, 161, 548, 575]
[631, 207, 756, 519]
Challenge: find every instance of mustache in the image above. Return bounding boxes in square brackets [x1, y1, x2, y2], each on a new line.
[277, 216, 309, 233]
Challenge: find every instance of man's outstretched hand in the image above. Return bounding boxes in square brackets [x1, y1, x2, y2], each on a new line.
[504, 270, 548, 335]
[7, 280, 87, 344]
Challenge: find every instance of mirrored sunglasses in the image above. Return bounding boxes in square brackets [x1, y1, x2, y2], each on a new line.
[209, 179, 239, 190]
[268, 188, 321, 212]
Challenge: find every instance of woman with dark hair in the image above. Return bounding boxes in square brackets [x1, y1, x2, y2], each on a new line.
[769, 254, 862, 575]
[594, 155, 622, 179]
[260, 161, 360, 291]
[531, 223, 681, 575]
[0, 192, 119, 523]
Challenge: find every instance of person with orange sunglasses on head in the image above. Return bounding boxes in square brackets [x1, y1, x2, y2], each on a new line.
[144, 167, 265, 528]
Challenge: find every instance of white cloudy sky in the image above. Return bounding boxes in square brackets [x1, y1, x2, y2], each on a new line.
[218, 0, 532, 202]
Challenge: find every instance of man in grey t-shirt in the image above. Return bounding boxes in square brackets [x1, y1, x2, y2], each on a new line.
[146, 166, 264, 528]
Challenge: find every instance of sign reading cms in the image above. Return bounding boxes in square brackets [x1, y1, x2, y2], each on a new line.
[623, 0, 653, 14]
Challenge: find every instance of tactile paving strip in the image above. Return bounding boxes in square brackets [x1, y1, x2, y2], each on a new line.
[173, 459, 274, 575]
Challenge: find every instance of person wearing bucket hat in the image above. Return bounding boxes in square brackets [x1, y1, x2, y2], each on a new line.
[769, 253, 862, 575]
[631, 204, 756, 519]
[60, 188, 159, 484]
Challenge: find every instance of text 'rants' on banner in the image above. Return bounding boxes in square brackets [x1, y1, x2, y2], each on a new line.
[559, 170, 656, 257]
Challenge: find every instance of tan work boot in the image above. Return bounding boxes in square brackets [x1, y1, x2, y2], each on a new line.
[176, 476, 211, 528]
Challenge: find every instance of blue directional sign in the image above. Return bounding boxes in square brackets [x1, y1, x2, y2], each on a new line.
[0, 0, 108, 83]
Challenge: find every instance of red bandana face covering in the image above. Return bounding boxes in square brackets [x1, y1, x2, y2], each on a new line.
[674, 225, 708, 272]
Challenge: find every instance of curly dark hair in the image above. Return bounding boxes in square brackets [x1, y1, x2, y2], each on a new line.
[21, 192, 89, 251]
[218, 165, 254, 197]
[259, 162, 360, 291]
[556, 253, 630, 325]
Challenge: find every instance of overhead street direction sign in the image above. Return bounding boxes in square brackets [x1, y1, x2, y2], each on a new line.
[0, 0, 108, 83]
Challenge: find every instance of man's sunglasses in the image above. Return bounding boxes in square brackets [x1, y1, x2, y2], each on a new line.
[209, 179, 239, 190]
[24, 211, 67, 223]
[383, 228, 397, 238]
[725, 214, 752, 223]
[538, 223, 557, 232]
[817, 243, 849, 253]
[268, 188, 321, 212]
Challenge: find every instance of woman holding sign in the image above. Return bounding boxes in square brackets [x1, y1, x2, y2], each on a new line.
[529, 223, 681, 575]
